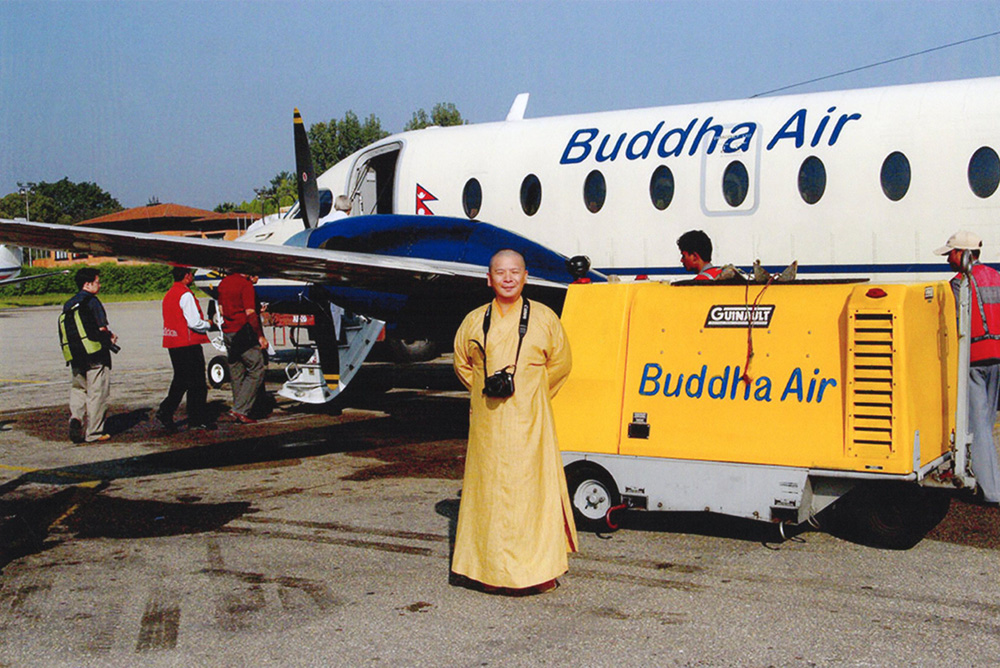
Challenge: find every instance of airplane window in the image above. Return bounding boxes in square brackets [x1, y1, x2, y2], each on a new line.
[968, 147, 1000, 198]
[463, 178, 482, 218]
[880, 151, 910, 201]
[318, 189, 333, 218]
[798, 156, 826, 205]
[520, 174, 542, 216]
[584, 170, 606, 213]
[723, 161, 749, 207]
[649, 166, 674, 210]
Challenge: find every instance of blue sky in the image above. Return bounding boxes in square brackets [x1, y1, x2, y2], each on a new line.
[2, 0, 999, 211]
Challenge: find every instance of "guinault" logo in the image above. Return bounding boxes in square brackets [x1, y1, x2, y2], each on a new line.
[704, 305, 775, 328]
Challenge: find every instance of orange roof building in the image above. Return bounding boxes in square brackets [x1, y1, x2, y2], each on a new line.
[32, 203, 260, 267]
[77, 203, 258, 234]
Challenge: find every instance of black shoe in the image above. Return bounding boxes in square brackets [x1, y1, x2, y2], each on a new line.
[154, 411, 178, 434]
[69, 418, 84, 443]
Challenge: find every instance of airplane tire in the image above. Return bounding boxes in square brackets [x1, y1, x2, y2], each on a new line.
[207, 355, 230, 389]
[387, 338, 439, 363]
[565, 463, 621, 533]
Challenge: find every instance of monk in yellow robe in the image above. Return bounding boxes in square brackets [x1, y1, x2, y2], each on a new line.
[452, 249, 577, 594]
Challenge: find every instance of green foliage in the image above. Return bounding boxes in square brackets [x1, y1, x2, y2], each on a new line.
[0, 191, 65, 224]
[216, 102, 465, 210]
[0, 179, 122, 224]
[308, 111, 389, 175]
[33, 178, 123, 223]
[0, 263, 173, 297]
[404, 102, 466, 131]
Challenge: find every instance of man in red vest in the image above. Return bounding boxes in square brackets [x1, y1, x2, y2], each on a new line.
[937, 230, 1000, 506]
[677, 230, 722, 280]
[156, 266, 214, 432]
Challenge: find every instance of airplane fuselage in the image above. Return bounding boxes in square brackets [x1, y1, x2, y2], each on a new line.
[292, 76, 1000, 280]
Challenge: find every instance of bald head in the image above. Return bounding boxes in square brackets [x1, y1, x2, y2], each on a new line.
[487, 249, 528, 307]
[489, 249, 525, 272]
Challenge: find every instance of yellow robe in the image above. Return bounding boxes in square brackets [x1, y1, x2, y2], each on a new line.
[452, 296, 578, 589]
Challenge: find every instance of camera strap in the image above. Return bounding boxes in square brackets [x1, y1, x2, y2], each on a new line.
[480, 298, 530, 375]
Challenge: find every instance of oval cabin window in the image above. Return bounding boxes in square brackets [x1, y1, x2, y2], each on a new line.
[968, 146, 1000, 199]
[798, 156, 826, 205]
[723, 161, 749, 207]
[463, 178, 482, 218]
[880, 151, 910, 201]
[584, 170, 606, 213]
[520, 174, 542, 216]
[649, 166, 674, 210]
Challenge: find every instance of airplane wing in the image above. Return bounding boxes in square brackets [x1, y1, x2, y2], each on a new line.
[0, 269, 69, 287]
[0, 218, 575, 296]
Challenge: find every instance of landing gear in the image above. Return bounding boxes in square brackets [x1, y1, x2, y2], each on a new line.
[387, 337, 439, 363]
[207, 355, 230, 389]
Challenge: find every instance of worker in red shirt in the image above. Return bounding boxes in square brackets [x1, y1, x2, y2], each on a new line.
[157, 266, 214, 431]
[217, 272, 269, 423]
[677, 230, 721, 281]
[937, 230, 1000, 506]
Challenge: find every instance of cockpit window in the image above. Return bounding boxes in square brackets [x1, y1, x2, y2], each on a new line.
[318, 190, 333, 218]
[291, 189, 333, 219]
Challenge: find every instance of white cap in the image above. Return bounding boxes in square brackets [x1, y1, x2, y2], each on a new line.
[934, 230, 982, 255]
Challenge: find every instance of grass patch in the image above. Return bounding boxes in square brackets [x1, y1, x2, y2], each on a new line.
[0, 293, 164, 308]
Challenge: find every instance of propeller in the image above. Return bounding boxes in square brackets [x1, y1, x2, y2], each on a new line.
[294, 108, 320, 230]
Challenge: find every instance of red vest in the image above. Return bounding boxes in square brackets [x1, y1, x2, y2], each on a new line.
[695, 265, 722, 281]
[162, 282, 210, 348]
[965, 263, 1000, 364]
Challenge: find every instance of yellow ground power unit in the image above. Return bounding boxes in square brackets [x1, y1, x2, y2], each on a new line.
[555, 279, 973, 548]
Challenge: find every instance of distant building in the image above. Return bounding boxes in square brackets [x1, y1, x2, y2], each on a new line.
[33, 203, 258, 267]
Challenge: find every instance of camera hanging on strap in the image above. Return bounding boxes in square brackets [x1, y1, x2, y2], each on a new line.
[477, 299, 530, 398]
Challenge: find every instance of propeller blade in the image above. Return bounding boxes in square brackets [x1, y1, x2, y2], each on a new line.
[294, 108, 320, 229]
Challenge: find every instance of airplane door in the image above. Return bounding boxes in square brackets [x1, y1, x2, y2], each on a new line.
[348, 143, 401, 215]
[700, 124, 761, 217]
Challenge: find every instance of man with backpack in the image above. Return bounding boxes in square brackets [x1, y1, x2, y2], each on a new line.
[59, 267, 117, 443]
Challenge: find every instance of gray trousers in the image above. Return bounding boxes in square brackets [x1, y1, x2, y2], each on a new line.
[70, 363, 110, 441]
[968, 364, 1000, 503]
[225, 332, 265, 417]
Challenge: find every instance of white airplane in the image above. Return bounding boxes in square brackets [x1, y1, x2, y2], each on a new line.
[0, 244, 68, 286]
[2, 76, 998, 398]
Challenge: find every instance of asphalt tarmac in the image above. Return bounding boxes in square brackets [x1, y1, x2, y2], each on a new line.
[1, 301, 999, 667]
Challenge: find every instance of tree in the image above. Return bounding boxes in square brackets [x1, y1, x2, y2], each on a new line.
[307, 111, 389, 174]
[23, 178, 123, 224]
[270, 172, 298, 210]
[147, 196, 161, 206]
[404, 102, 465, 131]
[0, 190, 62, 224]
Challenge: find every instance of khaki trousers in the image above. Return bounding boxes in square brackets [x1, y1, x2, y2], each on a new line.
[70, 363, 110, 441]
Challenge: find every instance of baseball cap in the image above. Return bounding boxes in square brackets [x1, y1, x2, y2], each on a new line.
[934, 230, 982, 255]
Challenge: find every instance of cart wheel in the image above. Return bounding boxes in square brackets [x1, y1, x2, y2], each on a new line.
[565, 463, 621, 533]
[825, 482, 951, 550]
[208, 355, 230, 389]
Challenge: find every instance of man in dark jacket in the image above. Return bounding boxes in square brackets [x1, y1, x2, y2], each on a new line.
[60, 267, 116, 443]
